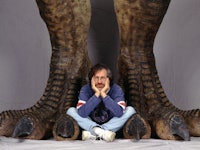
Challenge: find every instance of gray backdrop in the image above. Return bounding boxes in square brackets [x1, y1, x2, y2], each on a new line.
[0, 0, 200, 112]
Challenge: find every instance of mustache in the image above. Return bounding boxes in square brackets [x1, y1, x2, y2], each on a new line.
[96, 83, 104, 86]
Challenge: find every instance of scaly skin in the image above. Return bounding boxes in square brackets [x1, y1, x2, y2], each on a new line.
[177, 109, 200, 137]
[0, 0, 91, 140]
[114, 0, 191, 140]
[0, 110, 25, 137]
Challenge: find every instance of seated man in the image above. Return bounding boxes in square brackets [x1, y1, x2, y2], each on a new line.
[67, 63, 136, 142]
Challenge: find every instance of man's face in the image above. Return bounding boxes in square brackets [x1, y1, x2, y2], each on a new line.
[93, 69, 108, 91]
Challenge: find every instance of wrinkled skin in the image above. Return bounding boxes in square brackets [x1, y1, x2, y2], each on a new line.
[0, 0, 91, 140]
[1, 0, 200, 141]
[0, 111, 20, 137]
[114, 0, 199, 140]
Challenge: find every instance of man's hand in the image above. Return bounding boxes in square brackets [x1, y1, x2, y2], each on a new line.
[100, 78, 110, 98]
[91, 77, 100, 97]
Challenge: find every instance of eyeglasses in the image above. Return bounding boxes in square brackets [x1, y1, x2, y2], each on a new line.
[93, 76, 107, 82]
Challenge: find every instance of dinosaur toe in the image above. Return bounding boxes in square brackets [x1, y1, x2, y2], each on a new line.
[123, 114, 151, 140]
[12, 116, 33, 138]
[170, 114, 190, 141]
[56, 119, 75, 138]
[155, 113, 190, 141]
[53, 115, 80, 140]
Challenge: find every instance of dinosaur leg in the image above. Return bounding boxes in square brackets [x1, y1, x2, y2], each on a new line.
[36, 0, 92, 140]
[0, 0, 92, 140]
[114, 0, 190, 140]
[9, 63, 70, 139]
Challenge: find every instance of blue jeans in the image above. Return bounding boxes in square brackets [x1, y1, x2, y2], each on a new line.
[66, 106, 136, 135]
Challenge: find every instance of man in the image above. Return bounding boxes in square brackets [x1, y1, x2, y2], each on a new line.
[67, 63, 135, 142]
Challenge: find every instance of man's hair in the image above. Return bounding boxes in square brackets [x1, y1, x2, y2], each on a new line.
[88, 63, 113, 85]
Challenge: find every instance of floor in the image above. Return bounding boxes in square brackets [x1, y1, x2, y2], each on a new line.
[0, 136, 200, 150]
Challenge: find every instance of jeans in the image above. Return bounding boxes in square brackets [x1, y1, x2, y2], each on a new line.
[66, 106, 136, 135]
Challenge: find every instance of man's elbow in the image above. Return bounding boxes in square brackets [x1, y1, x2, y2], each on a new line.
[115, 111, 123, 117]
[78, 110, 88, 118]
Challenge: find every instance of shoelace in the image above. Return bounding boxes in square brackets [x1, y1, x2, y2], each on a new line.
[96, 136, 103, 141]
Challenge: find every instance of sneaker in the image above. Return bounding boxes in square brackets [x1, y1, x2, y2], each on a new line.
[93, 127, 116, 142]
[82, 130, 96, 141]
[101, 130, 116, 142]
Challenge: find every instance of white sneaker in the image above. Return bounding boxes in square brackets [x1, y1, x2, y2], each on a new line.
[93, 127, 116, 142]
[82, 131, 96, 141]
[101, 130, 116, 142]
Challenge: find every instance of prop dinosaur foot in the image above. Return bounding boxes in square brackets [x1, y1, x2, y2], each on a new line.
[53, 114, 80, 140]
[155, 112, 190, 141]
[12, 114, 53, 140]
[123, 114, 151, 140]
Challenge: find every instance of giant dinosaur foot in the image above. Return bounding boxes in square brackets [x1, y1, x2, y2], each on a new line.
[36, 0, 91, 141]
[154, 112, 190, 141]
[2, 0, 92, 140]
[123, 114, 151, 140]
[53, 114, 80, 140]
[12, 114, 54, 140]
[114, 0, 193, 140]
[114, 0, 191, 141]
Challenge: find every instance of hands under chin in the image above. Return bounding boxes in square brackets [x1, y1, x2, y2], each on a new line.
[91, 77, 110, 98]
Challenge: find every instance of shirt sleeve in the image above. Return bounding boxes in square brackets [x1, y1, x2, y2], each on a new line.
[76, 85, 101, 118]
[103, 84, 126, 117]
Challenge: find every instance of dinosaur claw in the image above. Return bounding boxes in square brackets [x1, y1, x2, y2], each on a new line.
[170, 115, 190, 141]
[56, 120, 74, 138]
[53, 115, 80, 140]
[155, 113, 190, 141]
[123, 114, 151, 140]
[12, 116, 33, 138]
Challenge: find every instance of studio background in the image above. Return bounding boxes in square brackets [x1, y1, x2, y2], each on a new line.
[0, 0, 200, 112]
